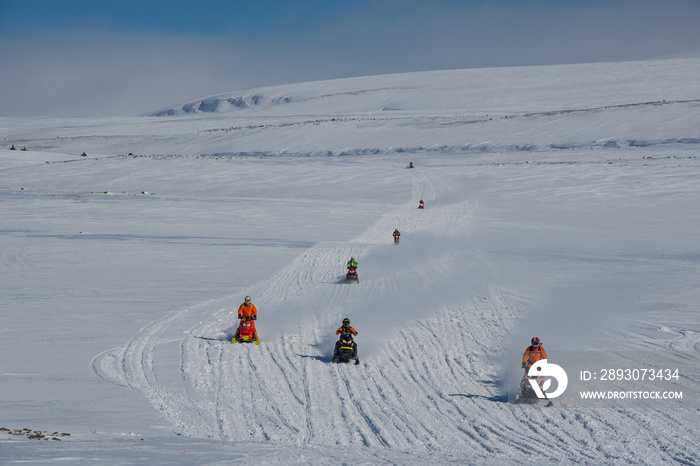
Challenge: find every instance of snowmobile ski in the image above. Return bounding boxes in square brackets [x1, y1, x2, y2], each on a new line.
[232, 336, 260, 345]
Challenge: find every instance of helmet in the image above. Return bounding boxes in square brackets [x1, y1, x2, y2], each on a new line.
[531, 337, 541, 347]
[245, 296, 251, 303]
[342, 318, 350, 326]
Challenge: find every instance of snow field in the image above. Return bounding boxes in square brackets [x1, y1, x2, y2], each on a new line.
[2, 58, 700, 464]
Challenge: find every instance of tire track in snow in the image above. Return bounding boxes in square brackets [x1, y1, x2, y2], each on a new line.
[0, 243, 39, 275]
[91, 163, 505, 451]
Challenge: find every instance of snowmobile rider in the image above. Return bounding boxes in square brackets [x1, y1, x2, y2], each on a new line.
[335, 317, 358, 353]
[237, 295, 258, 320]
[522, 337, 547, 370]
[409, 162, 414, 168]
[418, 199, 424, 209]
[393, 229, 400, 238]
[347, 257, 358, 270]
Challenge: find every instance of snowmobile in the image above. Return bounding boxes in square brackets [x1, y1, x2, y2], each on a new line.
[345, 267, 359, 283]
[232, 317, 259, 345]
[393, 233, 400, 244]
[332, 334, 359, 365]
[418, 200, 424, 209]
[514, 371, 553, 406]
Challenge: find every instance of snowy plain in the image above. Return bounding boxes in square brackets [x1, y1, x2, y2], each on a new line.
[1, 58, 700, 464]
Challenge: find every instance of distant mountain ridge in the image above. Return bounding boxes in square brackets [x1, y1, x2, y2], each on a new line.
[147, 71, 427, 117]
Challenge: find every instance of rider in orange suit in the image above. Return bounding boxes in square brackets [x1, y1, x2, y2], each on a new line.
[238, 296, 257, 320]
[522, 337, 547, 370]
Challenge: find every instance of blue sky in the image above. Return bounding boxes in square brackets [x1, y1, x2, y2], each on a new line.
[1, 0, 699, 116]
[1, 0, 350, 43]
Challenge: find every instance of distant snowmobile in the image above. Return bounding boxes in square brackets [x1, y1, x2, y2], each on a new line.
[345, 267, 359, 283]
[344, 257, 359, 283]
[393, 229, 400, 244]
[418, 199, 424, 209]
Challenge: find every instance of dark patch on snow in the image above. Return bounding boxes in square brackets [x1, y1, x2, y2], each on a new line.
[0, 427, 70, 442]
[272, 95, 294, 105]
[197, 99, 220, 112]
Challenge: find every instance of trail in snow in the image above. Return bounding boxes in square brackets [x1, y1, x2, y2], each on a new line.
[92, 156, 700, 463]
[92, 163, 508, 447]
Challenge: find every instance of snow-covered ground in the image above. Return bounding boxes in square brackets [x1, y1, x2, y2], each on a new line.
[1, 58, 699, 464]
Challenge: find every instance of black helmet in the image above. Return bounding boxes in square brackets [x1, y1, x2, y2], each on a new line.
[342, 318, 350, 326]
[531, 337, 541, 347]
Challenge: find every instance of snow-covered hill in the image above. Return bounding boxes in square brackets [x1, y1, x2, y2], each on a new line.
[1, 58, 699, 464]
[150, 59, 700, 117]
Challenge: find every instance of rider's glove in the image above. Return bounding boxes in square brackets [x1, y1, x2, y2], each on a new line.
[252, 315, 257, 320]
[238, 314, 242, 319]
[521, 362, 527, 369]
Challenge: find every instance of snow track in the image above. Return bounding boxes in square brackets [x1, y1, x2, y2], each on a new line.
[92, 161, 700, 463]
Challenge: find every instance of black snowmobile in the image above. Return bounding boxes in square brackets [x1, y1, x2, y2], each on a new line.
[332, 334, 360, 365]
